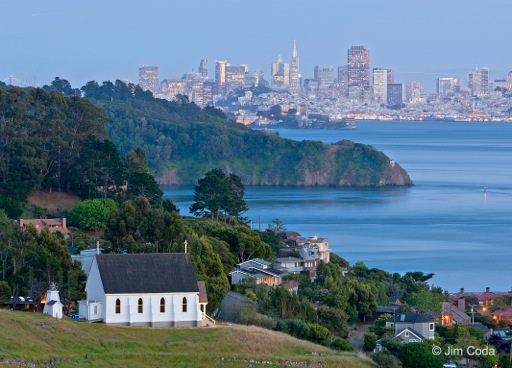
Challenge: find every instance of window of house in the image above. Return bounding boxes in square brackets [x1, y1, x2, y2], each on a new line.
[182, 297, 187, 313]
[429, 323, 434, 331]
[94, 305, 97, 314]
[115, 298, 121, 314]
[138, 298, 143, 313]
[160, 297, 165, 313]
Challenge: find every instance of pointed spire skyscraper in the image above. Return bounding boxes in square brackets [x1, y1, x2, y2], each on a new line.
[289, 40, 300, 96]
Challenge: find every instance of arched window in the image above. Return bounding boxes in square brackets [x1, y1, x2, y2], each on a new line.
[115, 298, 121, 314]
[160, 297, 165, 313]
[182, 297, 187, 313]
[138, 298, 143, 313]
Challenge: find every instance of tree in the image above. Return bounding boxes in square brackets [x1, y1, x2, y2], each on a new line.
[363, 332, 378, 351]
[69, 198, 118, 231]
[190, 168, 247, 221]
[398, 341, 445, 368]
[267, 218, 286, 234]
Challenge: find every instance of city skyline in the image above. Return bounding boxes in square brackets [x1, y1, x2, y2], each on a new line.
[2, 0, 512, 93]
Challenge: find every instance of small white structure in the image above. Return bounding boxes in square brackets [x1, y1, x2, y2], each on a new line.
[43, 283, 63, 319]
[79, 253, 206, 327]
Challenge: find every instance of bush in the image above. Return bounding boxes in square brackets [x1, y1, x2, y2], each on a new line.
[305, 323, 331, 344]
[275, 319, 307, 339]
[330, 338, 353, 352]
[363, 332, 378, 352]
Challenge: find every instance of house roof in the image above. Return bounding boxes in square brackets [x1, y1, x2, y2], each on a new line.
[96, 253, 199, 294]
[46, 300, 61, 306]
[388, 313, 433, 324]
[396, 327, 425, 341]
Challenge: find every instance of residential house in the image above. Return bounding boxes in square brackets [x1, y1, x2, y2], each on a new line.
[386, 313, 435, 343]
[78, 253, 207, 327]
[16, 218, 69, 238]
[228, 258, 288, 287]
[442, 297, 471, 326]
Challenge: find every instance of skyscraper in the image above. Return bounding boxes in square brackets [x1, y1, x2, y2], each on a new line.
[468, 67, 490, 96]
[199, 59, 208, 78]
[314, 65, 334, 86]
[289, 40, 300, 96]
[372, 68, 388, 104]
[405, 81, 422, 103]
[387, 84, 403, 106]
[138, 65, 160, 95]
[215, 60, 229, 94]
[347, 46, 370, 99]
[271, 54, 290, 90]
[437, 78, 461, 97]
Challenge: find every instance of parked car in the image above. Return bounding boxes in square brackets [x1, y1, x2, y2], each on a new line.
[66, 312, 79, 320]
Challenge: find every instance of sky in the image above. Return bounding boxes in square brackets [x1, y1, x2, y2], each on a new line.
[2, 0, 512, 93]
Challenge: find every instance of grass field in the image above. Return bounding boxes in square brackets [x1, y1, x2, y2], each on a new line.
[0, 309, 375, 367]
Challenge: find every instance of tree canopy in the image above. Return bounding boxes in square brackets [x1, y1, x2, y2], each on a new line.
[190, 168, 248, 221]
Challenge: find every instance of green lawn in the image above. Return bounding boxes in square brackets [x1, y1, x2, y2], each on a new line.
[0, 310, 375, 367]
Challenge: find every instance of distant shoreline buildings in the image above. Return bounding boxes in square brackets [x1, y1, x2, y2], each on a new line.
[136, 42, 512, 123]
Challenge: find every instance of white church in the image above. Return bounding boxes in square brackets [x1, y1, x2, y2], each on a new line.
[78, 253, 209, 327]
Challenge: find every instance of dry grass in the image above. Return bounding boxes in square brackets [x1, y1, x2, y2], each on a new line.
[0, 310, 375, 368]
[27, 191, 81, 216]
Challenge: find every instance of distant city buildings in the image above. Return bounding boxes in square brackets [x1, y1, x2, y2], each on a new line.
[372, 68, 389, 104]
[347, 45, 370, 99]
[289, 41, 300, 96]
[387, 83, 403, 106]
[468, 67, 490, 96]
[139, 65, 159, 95]
[271, 55, 290, 90]
[134, 45, 512, 121]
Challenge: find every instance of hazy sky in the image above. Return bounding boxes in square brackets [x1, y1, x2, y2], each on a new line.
[2, 0, 512, 93]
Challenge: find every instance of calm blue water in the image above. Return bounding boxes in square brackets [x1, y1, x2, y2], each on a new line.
[163, 121, 512, 293]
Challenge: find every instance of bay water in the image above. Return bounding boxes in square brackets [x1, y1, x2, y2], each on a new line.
[163, 121, 512, 293]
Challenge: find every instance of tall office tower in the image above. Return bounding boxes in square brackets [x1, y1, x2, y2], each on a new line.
[386, 84, 403, 106]
[437, 78, 461, 97]
[372, 68, 388, 104]
[215, 60, 229, 94]
[405, 81, 422, 103]
[314, 65, 334, 85]
[271, 54, 290, 90]
[507, 71, 512, 91]
[199, 59, 208, 78]
[138, 65, 160, 95]
[387, 69, 394, 83]
[225, 65, 246, 93]
[289, 40, 300, 96]
[347, 46, 370, 99]
[468, 67, 490, 96]
[337, 65, 348, 96]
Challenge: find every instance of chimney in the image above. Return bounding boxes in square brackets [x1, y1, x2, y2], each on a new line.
[460, 288, 465, 294]
[61, 217, 67, 229]
[457, 297, 466, 312]
[486, 287, 490, 293]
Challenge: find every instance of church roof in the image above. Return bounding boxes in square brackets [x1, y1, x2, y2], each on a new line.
[96, 253, 199, 294]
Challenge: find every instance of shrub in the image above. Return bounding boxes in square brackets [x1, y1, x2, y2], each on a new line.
[330, 338, 353, 352]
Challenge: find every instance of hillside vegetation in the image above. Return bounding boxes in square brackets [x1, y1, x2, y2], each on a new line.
[0, 310, 374, 368]
[76, 80, 412, 187]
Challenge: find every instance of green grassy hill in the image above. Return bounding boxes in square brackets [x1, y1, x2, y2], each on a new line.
[0, 310, 374, 367]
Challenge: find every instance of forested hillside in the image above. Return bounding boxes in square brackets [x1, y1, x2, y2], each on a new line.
[75, 80, 413, 187]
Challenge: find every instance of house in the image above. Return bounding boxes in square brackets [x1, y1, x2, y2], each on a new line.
[228, 258, 288, 287]
[386, 313, 435, 343]
[78, 253, 207, 327]
[16, 218, 69, 238]
[442, 298, 471, 326]
[42, 284, 63, 319]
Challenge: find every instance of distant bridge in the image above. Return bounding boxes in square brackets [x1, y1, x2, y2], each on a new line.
[1, 76, 34, 88]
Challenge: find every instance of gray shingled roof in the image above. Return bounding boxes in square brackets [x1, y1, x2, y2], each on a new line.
[96, 253, 199, 294]
[388, 313, 433, 324]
